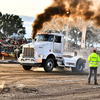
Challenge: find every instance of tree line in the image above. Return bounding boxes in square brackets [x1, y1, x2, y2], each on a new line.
[0, 11, 100, 48]
[0, 12, 26, 38]
[68, 26, 100, 48]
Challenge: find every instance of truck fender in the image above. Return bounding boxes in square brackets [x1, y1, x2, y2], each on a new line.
[43, 54, 57, 67]
[72, 56, 86, 66]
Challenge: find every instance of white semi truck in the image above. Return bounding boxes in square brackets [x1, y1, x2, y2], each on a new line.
[18, 32, 86, 72]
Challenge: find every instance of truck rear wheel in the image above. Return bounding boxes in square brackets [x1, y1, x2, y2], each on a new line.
[44, 58, 54, 72]
[22, 65, 32, 70]
[71, 59, 84, 72]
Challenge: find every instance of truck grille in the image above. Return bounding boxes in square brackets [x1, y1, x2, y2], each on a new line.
[23, 47, 34, 58]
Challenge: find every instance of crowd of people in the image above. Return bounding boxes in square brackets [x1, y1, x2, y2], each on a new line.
[0, 36, 30, 56]
[1, 37, 27, 45]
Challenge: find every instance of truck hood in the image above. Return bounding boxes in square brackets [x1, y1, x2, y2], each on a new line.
[24, 41, 49, 48]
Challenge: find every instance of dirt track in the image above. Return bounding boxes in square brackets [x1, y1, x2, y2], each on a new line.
[0, 64, 100, 100]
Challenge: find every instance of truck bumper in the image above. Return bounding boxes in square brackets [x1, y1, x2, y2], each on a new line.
[18, 57, 42, 67]
[20, 63, 42, 67]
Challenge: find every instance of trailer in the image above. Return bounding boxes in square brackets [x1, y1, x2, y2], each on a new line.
[18, 32, 86, 72]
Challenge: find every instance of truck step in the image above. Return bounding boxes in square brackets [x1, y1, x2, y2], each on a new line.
[56, 57, 63, 61]
[58, 65, 65, 67]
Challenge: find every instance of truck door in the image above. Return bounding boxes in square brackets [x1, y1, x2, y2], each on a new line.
[53, 36, 62, 53]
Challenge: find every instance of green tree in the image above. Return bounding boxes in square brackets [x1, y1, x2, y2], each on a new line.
[0, 13, 26, 37]
[85, 26, 100, 47]
[85, 29, 94, 47]
[68, 26, 82, 46]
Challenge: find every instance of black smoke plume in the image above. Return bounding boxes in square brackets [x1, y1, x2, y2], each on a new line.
[32, 0, 100, 39]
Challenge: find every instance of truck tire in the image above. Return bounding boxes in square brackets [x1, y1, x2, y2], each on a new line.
[44, 58, 54, 72]
[71, 59, 84, 72]
[22, 65, 32, 70]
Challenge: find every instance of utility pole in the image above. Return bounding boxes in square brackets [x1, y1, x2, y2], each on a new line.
[63, 24, 68, 52]
[81, 25, 87, 48]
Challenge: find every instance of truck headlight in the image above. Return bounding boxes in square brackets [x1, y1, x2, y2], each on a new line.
[38, 54, 44, 58]
[20, 54, 23, 57]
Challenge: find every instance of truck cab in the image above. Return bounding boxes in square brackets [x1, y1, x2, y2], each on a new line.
[18, 32, 86, 72]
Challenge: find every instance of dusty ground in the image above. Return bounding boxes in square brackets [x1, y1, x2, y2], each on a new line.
[0, 50, 100, 100]
[0, 64, 100, 100]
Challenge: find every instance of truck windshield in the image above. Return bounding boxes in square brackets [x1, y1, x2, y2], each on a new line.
[37, 34, 54, 42]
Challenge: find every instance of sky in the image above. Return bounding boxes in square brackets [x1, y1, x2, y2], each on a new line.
[0, 0, 52, 38]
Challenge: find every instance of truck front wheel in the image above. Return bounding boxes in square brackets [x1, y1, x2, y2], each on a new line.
[44, 58, 54, 72]
[22, 65, 32, 70]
